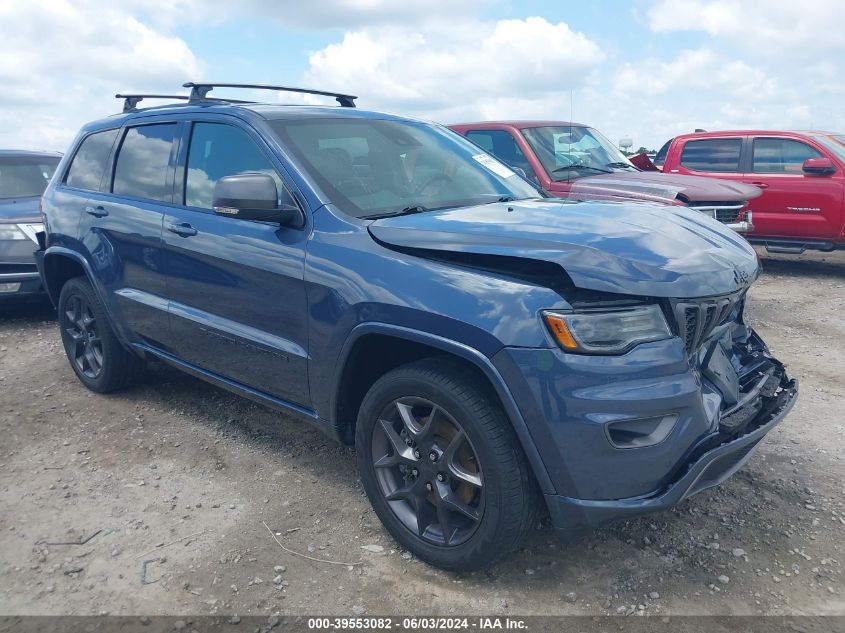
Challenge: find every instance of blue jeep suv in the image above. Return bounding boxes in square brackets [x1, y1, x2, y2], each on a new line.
[37, 83, 797, 570]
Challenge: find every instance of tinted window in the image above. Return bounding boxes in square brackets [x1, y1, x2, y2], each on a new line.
[65, 129, 118, 191]
[752, 138, 822, 173]
[466, 129, 532, 175]
[680, 138, 742, 172]
[654, 139, 672, 166]
[113, 124, 177, 202]
[185, 123, 285, 209]
[0, 155, 60, 199]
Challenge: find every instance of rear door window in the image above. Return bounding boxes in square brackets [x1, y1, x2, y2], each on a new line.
[112, 123, 178, 202]
[752, 137, 822, 173]
[680, 138, 742, 172]
[65, 129, 119, 191]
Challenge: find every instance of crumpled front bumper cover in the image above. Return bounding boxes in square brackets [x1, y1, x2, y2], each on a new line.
[546, 374, 797, 534]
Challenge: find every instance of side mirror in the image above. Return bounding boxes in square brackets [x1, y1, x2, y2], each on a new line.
[802, 157, 836, 175]
[212, 173, 302, 226]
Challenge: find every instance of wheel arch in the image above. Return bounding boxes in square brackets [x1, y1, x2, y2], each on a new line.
[41, 247, 95, 307]
[331, 323, 555, 494]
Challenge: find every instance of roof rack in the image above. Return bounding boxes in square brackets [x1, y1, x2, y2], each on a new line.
[115, 94, 191, 113]
[183, 82, 358, 108]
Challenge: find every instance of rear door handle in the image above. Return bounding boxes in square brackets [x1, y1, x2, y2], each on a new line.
[750, 182, 769, 189]
[167, 222, 198, 237]
[85, 205, 109, 217]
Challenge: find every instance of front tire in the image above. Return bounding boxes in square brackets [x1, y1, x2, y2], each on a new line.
[355, 358, 539, 571]
[58, 277, 144, 393]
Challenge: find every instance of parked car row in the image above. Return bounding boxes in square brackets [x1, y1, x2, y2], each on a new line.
[449, 121, 760, 232]
[27, 83, 798, 571]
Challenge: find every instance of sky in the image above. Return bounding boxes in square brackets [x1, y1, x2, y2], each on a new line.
[2, 0, 844, 153]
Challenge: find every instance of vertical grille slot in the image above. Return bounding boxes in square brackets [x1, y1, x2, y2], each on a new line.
[672, 291, 745, 354]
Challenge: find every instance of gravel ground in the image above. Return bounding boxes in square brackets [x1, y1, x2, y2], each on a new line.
[0, 249, 843, 617]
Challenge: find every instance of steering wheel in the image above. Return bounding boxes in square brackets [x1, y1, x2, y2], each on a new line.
[414, 173, 452, 195]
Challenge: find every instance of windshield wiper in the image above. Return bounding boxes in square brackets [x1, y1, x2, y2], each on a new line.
[551, 165, 612, 175]
[606, 162, 636, 169]
[363, 205, 430, 220]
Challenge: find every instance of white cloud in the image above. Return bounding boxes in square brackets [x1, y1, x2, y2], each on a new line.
[647, 0, 845, 56]
[0, 0, 202, 150]
[614, 48, 778, 101]
[302, 17, 605, 122]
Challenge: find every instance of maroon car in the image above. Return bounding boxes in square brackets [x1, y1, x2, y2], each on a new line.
[449, 121, 760, 232]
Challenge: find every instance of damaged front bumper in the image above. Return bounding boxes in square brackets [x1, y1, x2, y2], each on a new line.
[493, 312, 797, 534]
[546, 372, 796, 534]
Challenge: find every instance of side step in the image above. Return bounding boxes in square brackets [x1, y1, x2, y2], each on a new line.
[747, 238, 837, 254]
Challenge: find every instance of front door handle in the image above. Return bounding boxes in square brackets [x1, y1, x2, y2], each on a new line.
[750, 181, 770, 189]
[85, 205, 109, 217]
[167, 222, 198, 237]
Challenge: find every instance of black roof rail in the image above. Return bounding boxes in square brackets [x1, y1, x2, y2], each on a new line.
[116, 94, 191, 113]
[116, 93, 258, 113]
[183, 82, 358, 108]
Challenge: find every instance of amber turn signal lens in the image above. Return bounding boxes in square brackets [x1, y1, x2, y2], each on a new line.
[543, 313, 578, 350]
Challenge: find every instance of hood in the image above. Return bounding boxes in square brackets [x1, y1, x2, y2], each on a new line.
[0, 196, 41, 222]
[368, 199, 759, 298]
[556, 171, 761, 205]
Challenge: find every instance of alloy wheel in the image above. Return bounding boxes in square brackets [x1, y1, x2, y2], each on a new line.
[63, 294, 104, 379]
[371, 396, 484, 546]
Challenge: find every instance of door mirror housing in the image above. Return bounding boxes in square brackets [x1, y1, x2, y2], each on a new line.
[802, 157, 836, 175]
[212, 173, 302, 226]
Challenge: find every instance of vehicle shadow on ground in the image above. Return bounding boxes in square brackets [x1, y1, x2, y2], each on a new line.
[0, 298, 55, 322]
[758, 253, 845, 278]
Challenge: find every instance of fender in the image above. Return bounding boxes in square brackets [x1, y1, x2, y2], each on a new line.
[38, 246, 137, 352]
[331, 322, 556, 495]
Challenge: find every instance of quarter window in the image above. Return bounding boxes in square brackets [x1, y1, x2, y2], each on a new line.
[65, 129, 119, 192]
[680, 138, 742, 172]
[185, 122, 286, 209]
[112, 124, 177, 202]
[752, 138, 822, 173]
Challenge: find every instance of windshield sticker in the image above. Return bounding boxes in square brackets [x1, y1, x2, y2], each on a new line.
[472, 154, 517, 179]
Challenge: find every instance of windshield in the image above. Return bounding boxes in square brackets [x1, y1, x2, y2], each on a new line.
[0, 155, 59, 199]
[810, 134, 845, 164]
[521, 126, 635, 181]
[268, 118, 540, 219]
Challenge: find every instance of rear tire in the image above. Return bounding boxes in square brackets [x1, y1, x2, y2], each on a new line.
[58, 276, 144, 393]
[355, 358, 539, 571]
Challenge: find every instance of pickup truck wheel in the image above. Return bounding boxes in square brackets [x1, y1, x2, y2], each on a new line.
[355, 358, 539, 571]
[58, 277, 144, 393]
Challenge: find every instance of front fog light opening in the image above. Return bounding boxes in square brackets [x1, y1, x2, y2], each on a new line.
[605, 414, 679, 449]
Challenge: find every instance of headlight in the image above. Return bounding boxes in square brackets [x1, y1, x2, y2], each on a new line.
[0, 225, 27, 240]
[543, 304, 672, 354]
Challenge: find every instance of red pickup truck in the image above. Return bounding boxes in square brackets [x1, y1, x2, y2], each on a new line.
[654, 130, 845, 253]
[449, 121, 760, 232]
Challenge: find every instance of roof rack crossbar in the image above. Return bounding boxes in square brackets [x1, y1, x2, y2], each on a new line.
[116, 94, 190, 113]
[183, 82, 358, 108]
